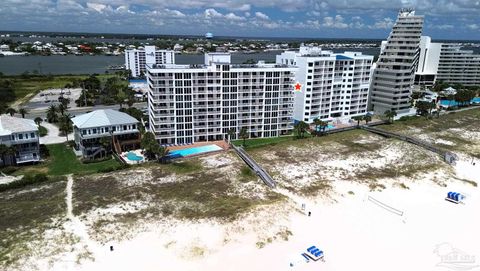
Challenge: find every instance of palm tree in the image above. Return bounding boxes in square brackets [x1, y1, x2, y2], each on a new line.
[352, 115, 364, 126]
[239, 127, 248, 147]
[58, 103, 66, 116]
[18, 108, 28, 118]
[6, 107, 16, 116]
[157, 146, 170, 163]
[226, 128, 236, 142]
[318, 120, 328, 135]
[312, 118, 321, 135]
[116, 89, 127, 109]
[294, 121, 309, 139]
[364, 114, 372, 125]
[34, 117, 43, 126]
[59, 114, 73, 142]
[46, 105, 58, 123]
[384, 110, 397, 123]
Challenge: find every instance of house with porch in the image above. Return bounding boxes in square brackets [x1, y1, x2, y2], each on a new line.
[71, 109, 141, 160]
[0, 115, 40, 166]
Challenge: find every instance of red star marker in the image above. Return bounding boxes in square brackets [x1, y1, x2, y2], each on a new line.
[294, 82, 302, 91]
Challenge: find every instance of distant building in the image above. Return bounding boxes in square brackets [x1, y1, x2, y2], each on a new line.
[125, 46, 175, 77]
[277, 45, 373, 124]
[415, 37, 480, 87]
[370, 9, 424, 115]
[0, 115, 40, 166]
[146, 53, 296, 145]
[71, 109, 140, 160]
[415, 36, 441, 87]
[437, 44, 480, 86]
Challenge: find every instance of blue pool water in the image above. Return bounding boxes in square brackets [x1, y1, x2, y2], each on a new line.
[129, 79, 147, 83]
[440, 98, 480, 107]
[316, 124, 335, 131]
[126, 151, 143, 161]
[168, 144, 223, 158]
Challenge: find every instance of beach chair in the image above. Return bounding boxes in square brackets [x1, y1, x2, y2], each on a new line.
[305, 245, 325, 261]
[445, 191, 465, 204]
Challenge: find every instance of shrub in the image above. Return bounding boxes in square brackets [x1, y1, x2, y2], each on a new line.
[0, 173, 50, 192]
[0, 166, 18, 175]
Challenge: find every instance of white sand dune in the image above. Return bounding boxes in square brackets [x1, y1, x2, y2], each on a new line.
[68, 158, 480, 271]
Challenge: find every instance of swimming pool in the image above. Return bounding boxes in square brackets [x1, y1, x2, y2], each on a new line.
[316, 124, 335, 131]
[440, 98, 480, 107]
[168, 144, 223, 158]
[126, 151, 143, 161]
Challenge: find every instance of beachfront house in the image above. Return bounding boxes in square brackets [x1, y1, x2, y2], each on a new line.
[71, 109, 141, 160]
[0, 115, 41, 166]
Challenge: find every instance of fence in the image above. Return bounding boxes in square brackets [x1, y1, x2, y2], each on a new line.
[367, 195, 404, 216]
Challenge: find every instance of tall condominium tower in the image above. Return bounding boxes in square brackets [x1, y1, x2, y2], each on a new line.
[146, 53, 295, 145]
[370, 9, 424, 115]
[277, 46, 373, 123]
[125, 46, 175, 77]
[437, 44, 480, 86]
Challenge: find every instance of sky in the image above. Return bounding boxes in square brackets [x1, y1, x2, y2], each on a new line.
[0, 0, 479, 40]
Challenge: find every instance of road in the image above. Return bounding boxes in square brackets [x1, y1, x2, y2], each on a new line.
[25, 102, 148, 119]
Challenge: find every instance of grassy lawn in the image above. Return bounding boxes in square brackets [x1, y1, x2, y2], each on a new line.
[232, 134, 312, 149]
[47, 143, 122, 176]
[14, 143, 123, 176]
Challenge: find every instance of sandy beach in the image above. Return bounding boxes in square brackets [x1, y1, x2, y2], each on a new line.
[53, 156, 479, 271]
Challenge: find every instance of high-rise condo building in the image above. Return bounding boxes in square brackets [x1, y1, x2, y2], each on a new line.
[125, 46, 175, 77]
[414, 37, 480, 87]
[277, 46, 373, 123]
[436, 44, 480, 86]
[370, 8, 424, 115]
[414, 36, 441, 87]
[146, 53, 296, 145]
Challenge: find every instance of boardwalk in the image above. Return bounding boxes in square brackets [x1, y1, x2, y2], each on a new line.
[231, 144, 276, 188]
[360, 125, 458, 164]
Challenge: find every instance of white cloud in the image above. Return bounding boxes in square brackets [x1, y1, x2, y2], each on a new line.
[204, 8, 223, 18]
[255, 11, 269, 20]
[225, 12, 245, 21]
[370, 17, 394, 29]
[86, 2, 109, 13]
[466, 23, 478, 30]
[323, 15, 348, 29]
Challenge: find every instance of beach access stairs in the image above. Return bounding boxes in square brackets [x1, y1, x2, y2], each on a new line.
[360, 125, 458, 165]
[231, 144, 276, 188]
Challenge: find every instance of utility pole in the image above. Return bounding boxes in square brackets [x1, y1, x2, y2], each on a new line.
[82, 82, 87, 107]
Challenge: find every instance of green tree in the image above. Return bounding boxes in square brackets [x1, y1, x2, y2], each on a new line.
[239, 127, 248, 147]
[0, 144, 8, 166]
[58, 114, 73, 141]
[364, 114, 372, 125]
[34, 117, 43, 126]
[18, 108, 28, 118]
[141, 132, 159, 160]
[116, 89, 127, 109]
[46, 105, 58, 123]
[6, 107, 16, 116]
[384, 110, 397, 123]
[415, 101, 432, 117]
[227, 128, 236, 142]
[294, 121, 309, 139]
[352, 115, 364, 126]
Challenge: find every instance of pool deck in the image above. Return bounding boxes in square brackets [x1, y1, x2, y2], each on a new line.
[166, 140, 229, 152]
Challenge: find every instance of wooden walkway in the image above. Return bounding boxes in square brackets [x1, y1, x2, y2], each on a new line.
[360, 125, 458, 164]
[231, 144, 276, 188]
